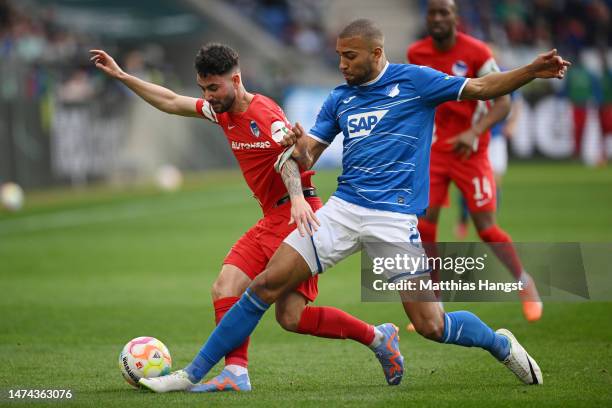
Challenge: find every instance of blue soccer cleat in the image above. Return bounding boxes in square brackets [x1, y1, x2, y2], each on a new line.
[190, 368, 252, 393]
[373, 323, 404, 385]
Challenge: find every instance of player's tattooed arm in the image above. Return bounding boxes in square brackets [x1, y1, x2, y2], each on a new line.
[280, 158, 304, 198]
[461, 49, 570, 101]
[89, 49, 200, 118]
[280, 159, 320, 236]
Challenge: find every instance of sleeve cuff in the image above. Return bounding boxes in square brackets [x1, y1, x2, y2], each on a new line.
[308, 133, 331, 146]
[457, 78, 470, 101]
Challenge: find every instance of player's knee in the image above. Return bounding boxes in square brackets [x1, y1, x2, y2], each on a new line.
[249, 273, 279, 304]
[211, 275, 240, 301]
[473, 213, 496, 232]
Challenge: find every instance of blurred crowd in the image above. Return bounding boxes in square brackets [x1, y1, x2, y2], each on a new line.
[229, 0, 328, 55]
[0, 0, 176, 107]
[235, 0, 612, 162]
[0, 0, 180, 185]
[446, 0, 612, 162]
[0, 0, 95, 104]
[2, 0, 612, 188]
[434, 0, 612, 50]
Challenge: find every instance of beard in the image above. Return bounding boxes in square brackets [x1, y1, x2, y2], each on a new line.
[345, 65, 374, 86]
[429, 26, 453, 43]
[211, 93, 236, 113]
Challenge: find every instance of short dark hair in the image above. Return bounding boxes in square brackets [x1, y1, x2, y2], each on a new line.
[338, 19, 384, 43]
[194, 43, 239, 77]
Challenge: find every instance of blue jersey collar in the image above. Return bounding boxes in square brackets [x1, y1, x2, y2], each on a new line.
[360, 61, 390, 87]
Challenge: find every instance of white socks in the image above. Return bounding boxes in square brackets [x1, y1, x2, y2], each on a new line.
[369, 326, 384, 349]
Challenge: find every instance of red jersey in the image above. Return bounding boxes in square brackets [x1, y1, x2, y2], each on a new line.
[196, 94, 314, 214]
[407, 32, 500, 154]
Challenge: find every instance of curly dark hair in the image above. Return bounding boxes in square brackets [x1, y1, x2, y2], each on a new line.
[194, 43, 239, 77]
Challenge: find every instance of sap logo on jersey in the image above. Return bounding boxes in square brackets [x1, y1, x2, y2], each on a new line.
[347, 110, 388, 138]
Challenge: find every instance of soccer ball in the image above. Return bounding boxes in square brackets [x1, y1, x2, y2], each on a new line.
[155, 165, 183, 192]
[0, 182, 24, 211]
[118, 336, 172, 388]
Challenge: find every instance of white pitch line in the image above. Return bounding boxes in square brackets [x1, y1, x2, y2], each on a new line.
[0, 193, 245, 236]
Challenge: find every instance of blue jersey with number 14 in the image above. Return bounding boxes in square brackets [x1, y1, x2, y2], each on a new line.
[310, 62, 468, 215]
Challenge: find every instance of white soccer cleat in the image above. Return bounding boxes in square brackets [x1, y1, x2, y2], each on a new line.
[496, 329, 543, 385]
[139, 369, 195, 392]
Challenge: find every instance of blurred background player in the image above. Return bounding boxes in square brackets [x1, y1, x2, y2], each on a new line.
[455, 88, 521, 240]
[564, 49, 599, 159]
[597, 46, 612, 166]
[91, 43, 396, 392]
[407, 0, 542, 322]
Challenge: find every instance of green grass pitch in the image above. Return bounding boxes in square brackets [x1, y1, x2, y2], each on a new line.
[1, 163, 611, 407]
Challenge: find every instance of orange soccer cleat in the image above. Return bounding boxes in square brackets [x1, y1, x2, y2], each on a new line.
[519, 275, 543, 322]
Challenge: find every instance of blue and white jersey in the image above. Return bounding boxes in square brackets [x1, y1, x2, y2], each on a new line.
[310, 62, 468, 215]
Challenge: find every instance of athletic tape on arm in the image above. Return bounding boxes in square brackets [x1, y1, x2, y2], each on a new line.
[274, 145, 296, 173]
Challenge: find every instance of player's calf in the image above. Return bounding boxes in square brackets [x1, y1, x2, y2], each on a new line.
[400, 292, 445, 340]
[410, 316, 445, 341]
[275, 292, 307, 332]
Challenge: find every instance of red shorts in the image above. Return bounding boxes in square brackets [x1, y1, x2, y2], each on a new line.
[429, 150, 496, 212]
[223, 196, 323, 302]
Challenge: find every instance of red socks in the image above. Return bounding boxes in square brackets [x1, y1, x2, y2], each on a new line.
[478, 225, 524, 280]
[214, 298, 376, 367]
[297, 306, 375, 346]
[214, 297, 249, 367]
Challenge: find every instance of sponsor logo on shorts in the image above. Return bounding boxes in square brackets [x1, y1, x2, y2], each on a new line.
[475, 198, 492, 207]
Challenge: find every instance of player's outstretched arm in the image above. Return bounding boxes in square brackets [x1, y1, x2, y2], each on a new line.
[90, 49, 200, 118]
[461, 49, 571, 101]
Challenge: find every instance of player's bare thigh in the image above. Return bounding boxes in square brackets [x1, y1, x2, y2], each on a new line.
[399, 276, 445, 341]
[250, 243, 312, 305]
[210, 264, 252, 300]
